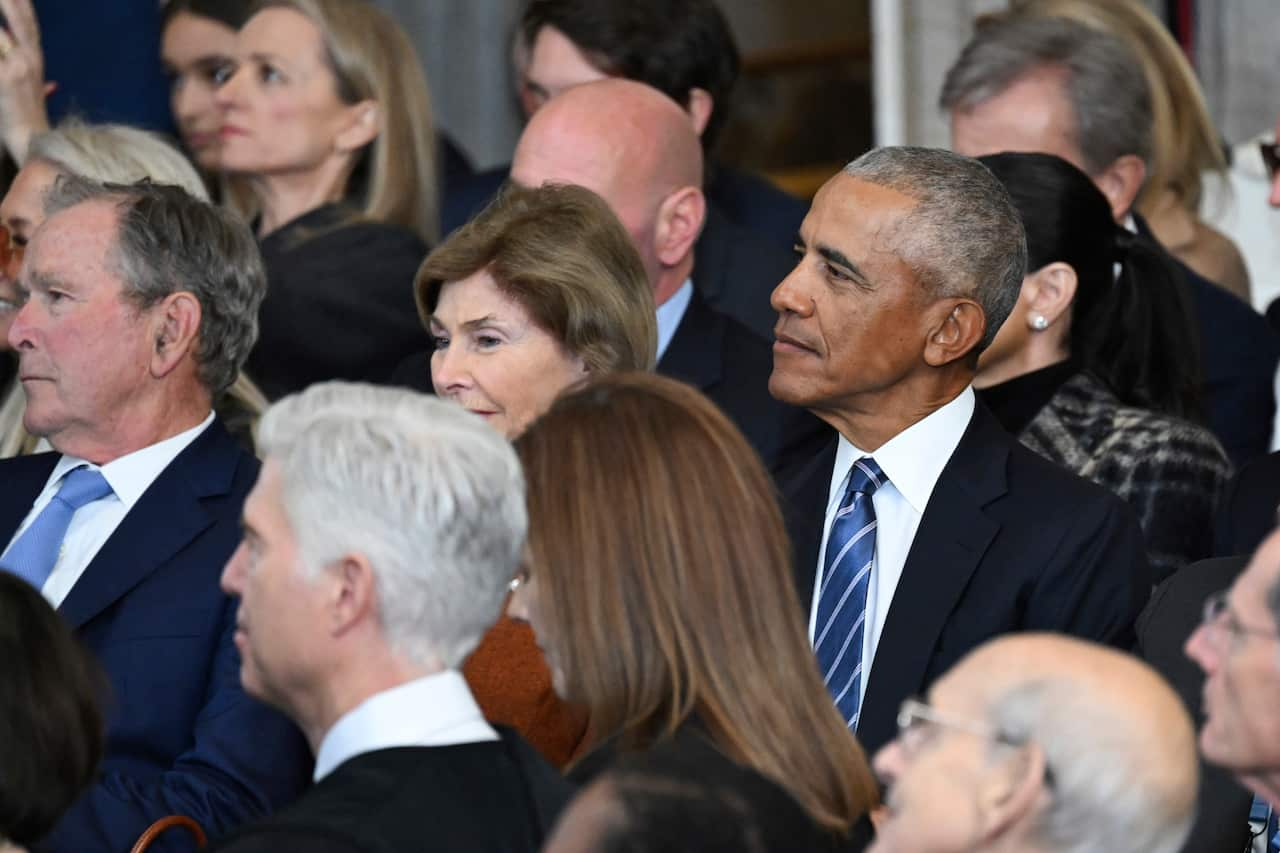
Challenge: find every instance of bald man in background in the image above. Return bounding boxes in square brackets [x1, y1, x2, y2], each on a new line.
[508, 79, 823, 472]
[872, 634, 1198, 853]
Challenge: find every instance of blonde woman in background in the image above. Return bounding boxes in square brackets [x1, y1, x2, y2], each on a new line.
[0, 119, 267, 457]
[215, 0, 439, 399]
[1014, 0, 1251, 301]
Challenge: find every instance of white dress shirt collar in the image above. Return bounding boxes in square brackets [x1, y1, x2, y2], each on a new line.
[48, 411, 216, 509]
[312, 670, 498, 782]
[828, 387, 976, 516]
[654, 278, 694, 362]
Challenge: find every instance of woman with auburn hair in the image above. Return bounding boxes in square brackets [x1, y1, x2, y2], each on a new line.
[509, 372, 878, 850]
[418, 181, 656, 769]
[1012, 0, 1251, 302]
[215, 0, 438, 399]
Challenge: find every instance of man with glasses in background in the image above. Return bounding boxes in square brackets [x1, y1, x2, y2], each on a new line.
[870, 633, 1198, 853]
[1186, 528, 1280, 852]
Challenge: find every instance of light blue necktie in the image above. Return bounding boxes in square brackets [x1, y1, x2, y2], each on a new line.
[0, 466, 113, 590]
[814, 457, 883, 729]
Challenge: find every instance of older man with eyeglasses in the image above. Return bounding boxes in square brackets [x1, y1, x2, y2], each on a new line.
[870, 633, 1198, 853]
[1186, 528, 1280, 852]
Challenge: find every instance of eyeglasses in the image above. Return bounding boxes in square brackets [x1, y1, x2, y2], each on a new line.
[1261, 142, 1280, 182]
[1201, 590, 1278, 650]
[0, 223, 24, 280]
[896, 698, 1055, 787]
[896, 698, 1024, 755]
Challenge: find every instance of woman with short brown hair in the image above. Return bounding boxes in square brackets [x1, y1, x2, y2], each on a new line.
[510, 372, 878, 849]
[420, 181, 656, 768]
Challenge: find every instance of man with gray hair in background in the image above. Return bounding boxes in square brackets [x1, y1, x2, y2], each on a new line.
[941, 10, 1278, 466]
[214, 382, 571, 853]
[0, 176, 309, 850]
[773, 146, 1149, 760]
[870, 633, 1199, 853]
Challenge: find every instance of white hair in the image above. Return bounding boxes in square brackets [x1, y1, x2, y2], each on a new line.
[27, 119, 209, 201]
[987, 679, 1194, 853]
[257, 382, 527, 669]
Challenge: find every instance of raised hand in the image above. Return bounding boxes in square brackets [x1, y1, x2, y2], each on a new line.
[0, 0, 52, 163]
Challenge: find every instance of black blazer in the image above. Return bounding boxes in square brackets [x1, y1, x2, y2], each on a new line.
[779, 402, 1151, 757]
[247, 205, 431, 400]
[1137, 557, 1253, 853]
[1133, 214, 1278, 466]
[0, 421, 311, 851]
[212, 728, 572, 853]
[658, 291, 826, 474]
[1215, 449, 1280, 558]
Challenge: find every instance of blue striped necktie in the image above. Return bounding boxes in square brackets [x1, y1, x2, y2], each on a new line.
[815, 457, 884, 729]
[0, 466, 113, 591]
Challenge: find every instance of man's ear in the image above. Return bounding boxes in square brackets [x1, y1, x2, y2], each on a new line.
[974, 745, 1049, 845]
[149, 291, 202, 379]
[1092, 154, 1146, 222]
[335, 100, 381, 154]
[685, 87, 714, 137]
[923, 298, 985, 367]
[328, 552, 377, 637]
[654, 186, 706, 268]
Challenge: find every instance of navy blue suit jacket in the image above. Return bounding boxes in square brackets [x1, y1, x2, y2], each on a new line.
[1133, 215, 1278, 466]
[0, 421, 311, 852]
[779, 402, 1151, 757]
[659, 291, 826, 474]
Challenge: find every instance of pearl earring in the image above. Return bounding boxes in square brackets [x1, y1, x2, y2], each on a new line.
[1030, 315, 1049, 331]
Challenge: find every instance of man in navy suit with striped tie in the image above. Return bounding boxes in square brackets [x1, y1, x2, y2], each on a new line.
[771, 146, 1151, 758]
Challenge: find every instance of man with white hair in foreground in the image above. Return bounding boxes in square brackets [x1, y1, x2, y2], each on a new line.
[870, 633, 1198, 853]
[213, 382, 571, 853]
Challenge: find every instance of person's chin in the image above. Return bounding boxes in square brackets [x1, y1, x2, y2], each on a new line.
[766, 368, 814, 407]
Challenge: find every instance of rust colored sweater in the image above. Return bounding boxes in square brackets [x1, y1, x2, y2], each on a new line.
[464, 616, 590, 769]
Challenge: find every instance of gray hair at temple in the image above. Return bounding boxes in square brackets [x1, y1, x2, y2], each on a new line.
[27, 119, 209, 201]
[842, 146, 1026, 353]
[41, 174, 265, 395]
[257, 382, 527, 670]
[939, 14, 1153, 175]
[986, 678, 1194, 853]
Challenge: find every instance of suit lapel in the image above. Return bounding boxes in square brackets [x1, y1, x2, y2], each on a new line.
[656, 291, 725, 392]
[779, 435, 839, 607]
[59, 421, 242, 629]
[0, 452, 60, 545]
[858, 404, 1009, 750]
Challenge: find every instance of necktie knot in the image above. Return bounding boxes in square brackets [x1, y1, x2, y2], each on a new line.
[55, 467, 113, 511]
[847, 457, 884, 500]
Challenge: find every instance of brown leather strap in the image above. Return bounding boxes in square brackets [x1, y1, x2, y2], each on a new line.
[129, 815, 208, 852]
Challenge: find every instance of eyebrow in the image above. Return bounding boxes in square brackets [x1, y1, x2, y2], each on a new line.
[23, 270, 66, 294]
[429, 313, 506, 331]
[796, 233, 871, 288]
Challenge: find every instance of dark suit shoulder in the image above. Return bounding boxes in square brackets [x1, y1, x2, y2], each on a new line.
[220, 739, 571, 853]
[1216, 450, 1280, 557]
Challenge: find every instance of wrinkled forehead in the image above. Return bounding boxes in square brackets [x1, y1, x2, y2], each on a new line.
[26, 200, 122, 275]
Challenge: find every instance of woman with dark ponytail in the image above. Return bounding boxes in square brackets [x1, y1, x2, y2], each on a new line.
[976, 151, 1230, 581]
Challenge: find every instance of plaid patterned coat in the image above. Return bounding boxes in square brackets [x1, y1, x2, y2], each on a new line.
[1019, 372, 1231, 583]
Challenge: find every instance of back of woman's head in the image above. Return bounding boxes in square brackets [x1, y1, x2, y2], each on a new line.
[1012, 0, 1225, 214]
[980, 151, 1201, 418]
[417, 182, 657, 373]
[252, 0, 439, 241]
[0, 575, 103, 846]
[516, 372, 878, 833]
[161, 0, 255, 32]
[28, 118, 208, 200]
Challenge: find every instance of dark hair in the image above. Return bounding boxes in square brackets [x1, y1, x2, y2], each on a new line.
[0, 575, 104, 845]
[160, 0, 255, 32]
[979, 152, 1201, 419]
[590, 745, 841, 853]
[519, 0, 740, 151]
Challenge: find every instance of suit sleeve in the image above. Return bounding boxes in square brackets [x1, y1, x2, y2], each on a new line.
[41, 602, 312, 853]
[1024, 492, 1151, 652]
